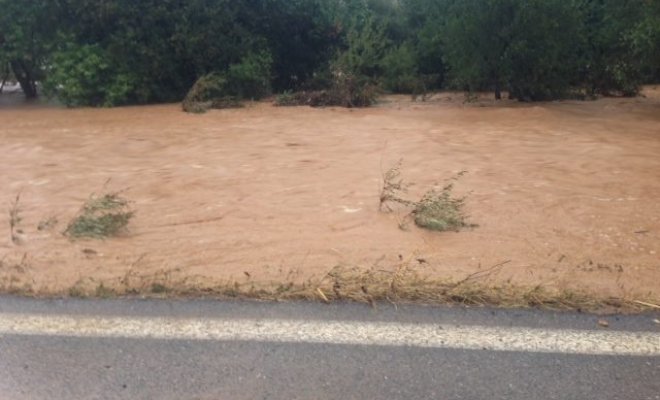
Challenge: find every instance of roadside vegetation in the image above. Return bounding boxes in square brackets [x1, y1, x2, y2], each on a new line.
[0, 0, 659, 107]
[2, 253, 657, 314]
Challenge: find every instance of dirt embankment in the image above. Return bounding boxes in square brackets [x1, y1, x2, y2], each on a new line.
[1, 88, 659, 311]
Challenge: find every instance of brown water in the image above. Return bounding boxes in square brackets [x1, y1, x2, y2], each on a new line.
[1, 89, 659, 298]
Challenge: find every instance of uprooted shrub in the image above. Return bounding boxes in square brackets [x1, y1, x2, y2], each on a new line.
[326, 69, 378, 107]
[183, 51, 272, 113]
[412, 184, 472, 232]
[274, 90, 311, 107]
[274, 69, 378, 108]
[182, 73, 235, 113]
[65, 192, 134, 239]
[380, 163, 474, 232]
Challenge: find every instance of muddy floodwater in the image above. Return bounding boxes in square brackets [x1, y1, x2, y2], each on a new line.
[1, 89, 659, 300]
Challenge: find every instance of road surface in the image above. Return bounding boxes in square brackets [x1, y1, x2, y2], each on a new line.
[1, 296, 659, 399]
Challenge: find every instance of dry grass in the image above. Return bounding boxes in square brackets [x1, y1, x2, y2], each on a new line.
[18, 259, 652, 314]
[8, 193, 22, 244]
[0, 254, 35, 296]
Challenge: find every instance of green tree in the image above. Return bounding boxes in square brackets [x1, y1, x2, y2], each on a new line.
[619, 0, 660, 87]
[400, 0, 450, 89]
[61, 0, 190, 103]
[0, 0, 58, 98]
[578, 0, 654, 96]
[3, 0, 657, 106]
[43, 43, 137, 107]
[381, 43, 419, 93]
[243, 0, 341, 91]
[47, 0, 342, 105]
[442, 0, 516, 99]
[506, 0, 584, 101]
[443, 0, 584, 101]
[335, 17, 390, 80]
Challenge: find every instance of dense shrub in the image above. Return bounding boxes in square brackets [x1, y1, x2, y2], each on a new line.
[43, 44, 137, 107]
[506, 0, 584, 101]
[578, 0, 656, 97]
[381, 44, 420, 93]
[224, 51, 273, 100]
[442, 0, 584, 101]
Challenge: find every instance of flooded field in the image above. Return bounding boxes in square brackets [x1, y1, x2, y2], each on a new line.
[1, 88, 659, 302]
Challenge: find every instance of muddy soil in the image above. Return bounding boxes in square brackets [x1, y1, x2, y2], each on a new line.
[1, 88, 659, 301]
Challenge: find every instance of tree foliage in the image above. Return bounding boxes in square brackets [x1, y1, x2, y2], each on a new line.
[44, 43, 138, 107]
[0, 0, 59, 98]
[0, 0, 658, 105]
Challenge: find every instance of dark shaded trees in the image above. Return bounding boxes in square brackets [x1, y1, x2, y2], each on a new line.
[1, 0, 658, 105]
[442, 0, 515, 99]
[0, 0, 59, 98]
[578, 0, 655, 96]
[442, 0, 584, 101]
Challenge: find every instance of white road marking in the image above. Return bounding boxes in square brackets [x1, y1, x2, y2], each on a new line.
[0, 313, 658, 356]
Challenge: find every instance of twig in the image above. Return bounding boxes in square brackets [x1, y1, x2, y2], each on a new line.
[633, 300, 660, 309]
[153, 210, 234, 227]
[450, 260, 511, 289]
[316, 288, 329, 303]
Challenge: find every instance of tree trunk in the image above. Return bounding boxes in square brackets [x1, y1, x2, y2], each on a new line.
[10, 60, 38, 99]
[494, 81, 502, 100]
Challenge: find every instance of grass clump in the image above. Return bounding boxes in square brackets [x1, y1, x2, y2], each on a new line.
[150, 283, 169, 294]
[65, 192, 134, 239]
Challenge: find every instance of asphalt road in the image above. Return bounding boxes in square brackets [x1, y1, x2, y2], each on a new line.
[0, 296, 659, 400]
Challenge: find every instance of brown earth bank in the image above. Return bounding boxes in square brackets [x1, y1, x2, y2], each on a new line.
[1, 88, 659, 311]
